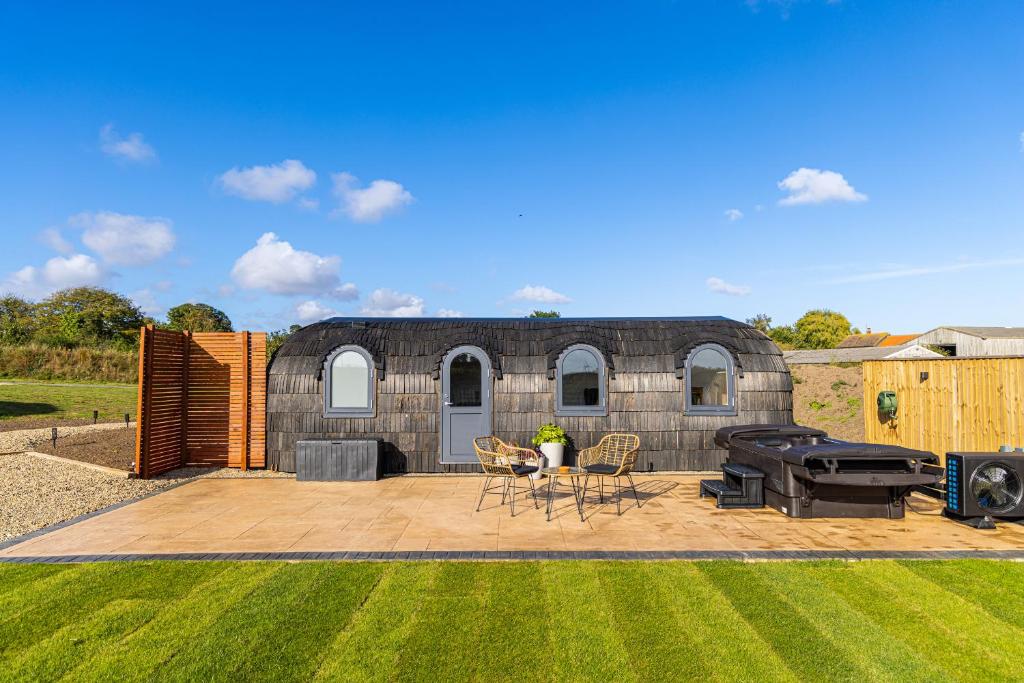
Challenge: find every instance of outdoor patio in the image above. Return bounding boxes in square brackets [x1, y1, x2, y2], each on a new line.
[5, 473, 1024, 558]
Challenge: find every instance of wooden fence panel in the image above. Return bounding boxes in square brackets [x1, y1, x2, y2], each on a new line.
[135, 326, 266, 478]
[863, 357, 1024, 463]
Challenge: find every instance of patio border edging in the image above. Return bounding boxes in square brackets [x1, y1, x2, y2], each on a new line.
[3, 549, 1024, 563]
[0, 476, 198, 552]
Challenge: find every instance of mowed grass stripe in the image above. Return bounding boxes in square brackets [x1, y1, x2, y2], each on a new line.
[698, 561, 867, 681]
[231, 562, 385, 681]
[598, 561, 707, 681]
[476, 563, 550, 681]
[758, 562, 951, 682]
[70, 562, 280, 683]
[155, 562, 383, 682]
[5, 599, 159, 682]
[900, 560, 1024, 631]
[314, 563, 441, 682]
[814, 562, 1024, 682]
[859, 562, 1024, 677]
[0, 562, 215, 664]
[391, 563, 491, 681]
[0, 564, 70, 602]
[645, 562, 798, 682]
[543, 562, 637, 681]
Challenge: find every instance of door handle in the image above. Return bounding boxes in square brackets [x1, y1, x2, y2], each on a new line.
[443, 401, 454, 406]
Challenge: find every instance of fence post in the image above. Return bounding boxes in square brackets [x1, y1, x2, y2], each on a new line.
[180, 330, 191, 468]
[134, 324, 155, 478]
[240, 331, 250, 471]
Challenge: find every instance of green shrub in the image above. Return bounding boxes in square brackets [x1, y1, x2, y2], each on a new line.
[531, 423, 569, 446]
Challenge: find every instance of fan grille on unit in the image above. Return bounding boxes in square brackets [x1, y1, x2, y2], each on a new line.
[970, 462, 1023, 515]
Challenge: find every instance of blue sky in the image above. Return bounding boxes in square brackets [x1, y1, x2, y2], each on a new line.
[1, 1, 1022, 332]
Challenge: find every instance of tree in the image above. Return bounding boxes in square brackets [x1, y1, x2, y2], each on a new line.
[528, 310, 561, 318]
[32, 287, 145, 348]
[745, 313, 772, 333]
[788, 309, 853, 349]
[0, 295, 35, 345]
[165, 302, 234, 332]
[267, 324, 302, 358]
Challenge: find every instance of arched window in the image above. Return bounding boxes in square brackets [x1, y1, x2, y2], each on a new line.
[685, 343, 736, 415]
[556, 344, 607, 416]
[324, 345, 375, 417]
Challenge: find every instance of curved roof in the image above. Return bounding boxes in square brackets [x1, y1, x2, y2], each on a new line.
[269, 317, 783, 380]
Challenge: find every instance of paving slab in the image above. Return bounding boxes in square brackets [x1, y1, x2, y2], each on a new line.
[3, 474, 1024, 558]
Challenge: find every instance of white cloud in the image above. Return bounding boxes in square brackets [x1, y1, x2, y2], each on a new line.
[297, 197, 320, 211]
[4, 254, 105, 298]
[706, 276, 751, 296]
[510, 284, 572, 304]
[334, 282, 359, 301]
[131, 288, 164, 317]
[724, 209, 744, 222]
[1020, 131, 1024, 152]
[777, 167, 867, 206]
[295, 300, 342, 322]
[70, 211, 176, 266]
[40, 228, 74, 254]
[331, 172, 414, 222]
[436, 308, 464, 318]
[218, 159, 316, 203]
[99, 124, 157, 163]
[231, 232, 347, 296]
[826, 257, 1024, 284]
[360, 288, 425, 317]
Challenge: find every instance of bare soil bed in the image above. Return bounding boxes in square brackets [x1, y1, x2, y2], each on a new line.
[789, 363, 865, 442]
[33, 425, 137, 471]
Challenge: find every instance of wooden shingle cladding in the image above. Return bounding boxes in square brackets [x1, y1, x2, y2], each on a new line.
[267, 317, 792, 473]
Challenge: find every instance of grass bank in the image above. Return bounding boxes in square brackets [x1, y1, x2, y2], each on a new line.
[0, 344, 136, 384]
[1, 559, 1020, 681]
[0, 382, 136, 429]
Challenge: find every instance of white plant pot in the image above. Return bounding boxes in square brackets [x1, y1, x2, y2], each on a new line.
[538, 442, 564, 475]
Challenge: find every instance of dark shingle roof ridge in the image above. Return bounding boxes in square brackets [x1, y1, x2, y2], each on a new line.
[321, 315, 735, 323]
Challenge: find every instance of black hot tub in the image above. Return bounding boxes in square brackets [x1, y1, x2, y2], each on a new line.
[714, 425, 942, 519]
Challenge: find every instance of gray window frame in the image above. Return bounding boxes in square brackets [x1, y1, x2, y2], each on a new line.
[555, 344, 608, 417]
[323, 345, 375, 418]
[684, 343, 737, 416]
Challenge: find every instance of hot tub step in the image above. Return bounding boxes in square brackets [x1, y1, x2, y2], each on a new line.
[700, 463, 766, 509]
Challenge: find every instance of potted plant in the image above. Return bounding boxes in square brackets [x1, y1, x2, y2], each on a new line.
[531, 423, 569, 477]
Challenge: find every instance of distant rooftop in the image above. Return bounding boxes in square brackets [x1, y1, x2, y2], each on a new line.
[940, 326, 1024, 339]
[836, 333, 889, 348]
[878, 334, 920, 347]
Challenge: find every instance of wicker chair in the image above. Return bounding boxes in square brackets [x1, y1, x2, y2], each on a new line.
[472, 436, 541, 516]
[578, 433, 641, 515]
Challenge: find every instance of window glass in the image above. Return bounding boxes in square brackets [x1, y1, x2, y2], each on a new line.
[689, 347, 729, 407]
[449, 353, 482, 406]
[561, 348, 601, 406]
[331, 350, 370, 408]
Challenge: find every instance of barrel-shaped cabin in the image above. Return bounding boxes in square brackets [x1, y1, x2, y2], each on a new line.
[267, 317, 792, 474]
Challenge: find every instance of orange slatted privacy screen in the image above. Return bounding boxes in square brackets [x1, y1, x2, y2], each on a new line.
[135, 326, 266, 478]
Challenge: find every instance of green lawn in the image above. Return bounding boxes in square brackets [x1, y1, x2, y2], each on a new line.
[1, 560, 1022, 681]
[0, 382, 136, 425]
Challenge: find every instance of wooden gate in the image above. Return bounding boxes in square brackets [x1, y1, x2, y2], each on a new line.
[135, 326, 266, 478]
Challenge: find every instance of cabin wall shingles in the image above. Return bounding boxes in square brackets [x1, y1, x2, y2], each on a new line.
[267, 318, 793, 473]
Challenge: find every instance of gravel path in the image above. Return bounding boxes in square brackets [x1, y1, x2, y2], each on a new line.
[1, 422, 292, 543]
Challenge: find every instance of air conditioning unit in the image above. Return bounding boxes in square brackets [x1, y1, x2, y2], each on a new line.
[945, 452, 1024, 523]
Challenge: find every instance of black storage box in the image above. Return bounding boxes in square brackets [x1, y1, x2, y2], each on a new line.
[296, 439, 383, 481]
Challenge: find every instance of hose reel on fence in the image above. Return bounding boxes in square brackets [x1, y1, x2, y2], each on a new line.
[877, 390, 898, 421]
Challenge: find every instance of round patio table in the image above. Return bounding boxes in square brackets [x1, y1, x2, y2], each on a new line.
[542, 466, 586, 522]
